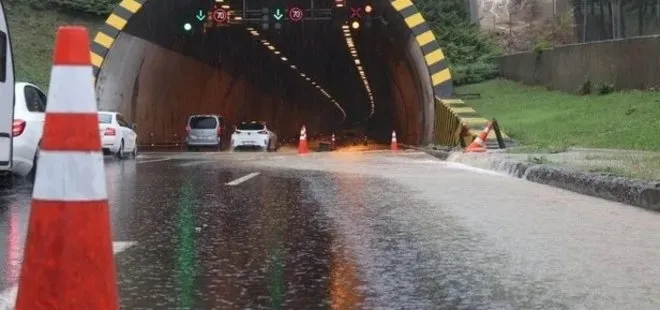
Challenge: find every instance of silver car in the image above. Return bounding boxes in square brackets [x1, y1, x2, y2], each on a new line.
[185, 114, 225, 151]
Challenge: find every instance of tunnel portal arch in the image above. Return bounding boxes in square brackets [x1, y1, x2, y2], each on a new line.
[90, 0, 454, 99]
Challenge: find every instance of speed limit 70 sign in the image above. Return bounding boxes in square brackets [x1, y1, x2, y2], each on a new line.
[288, 7, 304, 22]
[212, 8, 227, 23]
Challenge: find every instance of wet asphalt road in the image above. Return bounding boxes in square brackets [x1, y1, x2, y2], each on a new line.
[1, 150, 660, 309]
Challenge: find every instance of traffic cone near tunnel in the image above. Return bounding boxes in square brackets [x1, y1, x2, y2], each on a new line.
[464, 122, 493, 153]
[298, 125, 309, 154]
[15, 26, 118, 309]
[391, 130, 398, 151]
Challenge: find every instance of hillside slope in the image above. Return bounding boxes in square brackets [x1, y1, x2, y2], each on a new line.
[5, 2, 103, 89]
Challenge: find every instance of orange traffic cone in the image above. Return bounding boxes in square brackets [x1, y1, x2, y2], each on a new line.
[298, 125, 309, 154]
[464, 122, 493, 152]
[15, 26, 118, 309]
[391, 130, 398, 151]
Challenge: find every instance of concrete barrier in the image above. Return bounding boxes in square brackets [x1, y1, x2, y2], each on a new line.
[497, 35, 660, 92]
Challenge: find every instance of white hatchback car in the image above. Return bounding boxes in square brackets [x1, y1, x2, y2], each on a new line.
[98, 111, 138, 159]
[12, 82, 47, 177]
[230, 121, 278, 151]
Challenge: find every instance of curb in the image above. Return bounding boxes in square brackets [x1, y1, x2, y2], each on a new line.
[411, 147, 660, 212]
[484, 157, 660, 211]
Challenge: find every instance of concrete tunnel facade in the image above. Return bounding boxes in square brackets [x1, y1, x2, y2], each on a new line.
[91, 0, 454, 146]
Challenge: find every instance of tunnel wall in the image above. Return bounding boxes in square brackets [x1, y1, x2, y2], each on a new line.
[96, 33, 327, 145]
[96, 32, 148, 118]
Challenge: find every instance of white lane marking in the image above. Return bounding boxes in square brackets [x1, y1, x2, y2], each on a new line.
[0, 287, 16, 310]
[0, 241, 137, 310]
[112, 241, 138, 252]
[136, 158, 171, 164]
[226, 172, 261, 186]
[179, 160, 216, 167]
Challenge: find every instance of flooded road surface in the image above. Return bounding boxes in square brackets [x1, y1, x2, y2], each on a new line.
[1, 150, 660, 309]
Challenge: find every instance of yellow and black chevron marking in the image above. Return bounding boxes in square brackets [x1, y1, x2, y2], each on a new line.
[91, 0, 145, 78]
[390, 0, 453, 98]
[440, 98, 510, 143]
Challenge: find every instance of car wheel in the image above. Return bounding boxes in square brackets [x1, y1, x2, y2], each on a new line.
[28, 148, 39, 182]
[116, 140, 125, 160]
[131, 144, 138, 159]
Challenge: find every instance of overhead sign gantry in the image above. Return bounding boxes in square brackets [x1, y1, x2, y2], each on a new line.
[185, 0, 378, 32]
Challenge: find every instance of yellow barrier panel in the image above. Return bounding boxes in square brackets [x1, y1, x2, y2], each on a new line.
[433, 96, 511, 147]
[433, 98, 462, 146]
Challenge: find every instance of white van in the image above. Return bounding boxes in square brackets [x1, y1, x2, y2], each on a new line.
[0, 2, 15, 176]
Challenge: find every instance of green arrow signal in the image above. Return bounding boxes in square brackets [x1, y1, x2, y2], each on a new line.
[195, 10, 205, 21]
[273, 8, 283, 20]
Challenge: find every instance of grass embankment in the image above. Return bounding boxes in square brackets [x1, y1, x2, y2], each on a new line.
[457, 79, 660, 180]
[5, 2, 103, 89]
[456, 79, 660, 152]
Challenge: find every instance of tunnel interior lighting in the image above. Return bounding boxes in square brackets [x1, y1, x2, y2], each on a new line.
[351, 21, 360, 29]
[246, 28, 347, 123]
[341, 22, 375, 117]
[183, 23, 192, 31]
[365, 5, 372, 13]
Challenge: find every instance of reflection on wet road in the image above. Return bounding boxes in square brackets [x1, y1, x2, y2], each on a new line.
[1, 151, 660, 309]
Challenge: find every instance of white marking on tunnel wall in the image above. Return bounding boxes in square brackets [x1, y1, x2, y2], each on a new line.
[0, 241, 137, 310]
[226, 172, 261, 186]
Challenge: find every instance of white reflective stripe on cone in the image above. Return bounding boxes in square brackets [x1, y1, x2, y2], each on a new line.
[32, 150, 108, 201]
[46, 66, 97, 113]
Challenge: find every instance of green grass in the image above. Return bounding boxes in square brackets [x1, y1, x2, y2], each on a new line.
[456, 79, 660, 151]
[5, 2, 104, 90]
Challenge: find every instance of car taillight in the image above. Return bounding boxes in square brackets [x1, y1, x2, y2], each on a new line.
[12, 119, 26, 137]
[217, 127, 223, 135]
[258, 131, 268, 134]
[185, 125, 191, 133]
[104, 128, 116, 136]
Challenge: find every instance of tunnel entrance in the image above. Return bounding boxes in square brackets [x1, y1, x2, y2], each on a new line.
[92, 0, 453, 146]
